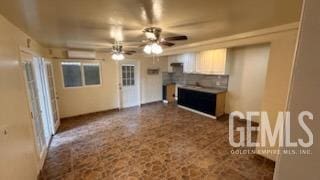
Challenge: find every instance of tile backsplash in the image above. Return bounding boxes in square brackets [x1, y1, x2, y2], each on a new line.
[163, 72, 229, 90]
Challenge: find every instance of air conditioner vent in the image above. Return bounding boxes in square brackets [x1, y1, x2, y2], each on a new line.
[67, 50, 96, 59]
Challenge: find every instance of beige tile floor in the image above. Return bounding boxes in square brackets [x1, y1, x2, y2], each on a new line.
[41, 103, 274, 180]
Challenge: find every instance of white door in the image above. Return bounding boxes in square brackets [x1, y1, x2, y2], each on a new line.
[119, 62, 140, 108]
[44, 61, 60, 132]
[34, 59, 53, 144]
[21, 54, 47, 160]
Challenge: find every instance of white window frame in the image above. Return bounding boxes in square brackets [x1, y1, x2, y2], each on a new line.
[61, 61, 102, 89]
[121, 64, 135, 87]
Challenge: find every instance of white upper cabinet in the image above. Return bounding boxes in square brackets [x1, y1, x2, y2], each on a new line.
[168, 53, 196, 73]
[196, 49, 228, 74]
[180, 53, 196, 73]
[167, 48, 228, 74]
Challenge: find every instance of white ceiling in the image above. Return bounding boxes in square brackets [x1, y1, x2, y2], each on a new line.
[0, 0, 302, 51]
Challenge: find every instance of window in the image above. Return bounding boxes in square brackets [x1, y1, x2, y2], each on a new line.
[61, 62, 101, 88]
[83, 63, 101, 85]
[62, 62, 82, 87]
[122, 65, 135, 86]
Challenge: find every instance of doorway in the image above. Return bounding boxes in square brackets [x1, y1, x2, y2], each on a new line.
[118, 60, 140, 108]
[44, 61, 60, 132]
[20, 51, 58, 169]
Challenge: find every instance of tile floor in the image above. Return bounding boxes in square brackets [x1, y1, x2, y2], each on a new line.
[41, 103, 275, 180]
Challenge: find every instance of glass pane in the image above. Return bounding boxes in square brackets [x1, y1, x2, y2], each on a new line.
[53, 110, 58, 123]
[84, 64, 100, 85]
[131, 79, 135, 86]
[62, 62, 82, 87]
[46, 64, 52, 77]
[25, 63, 33, 81]
[51, 100, 56, 111]
[48, 77, 54, 90]
[50, 88, 55, 99]
[123, 78, 127, 86]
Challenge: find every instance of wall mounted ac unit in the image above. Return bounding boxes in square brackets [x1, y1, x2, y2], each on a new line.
[67, 50, 96, 59]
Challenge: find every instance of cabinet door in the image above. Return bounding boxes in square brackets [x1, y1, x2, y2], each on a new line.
[196, 49, 227, 74]
[181, 53, 196, 73]
[178, 88, 216, 116]
[197, 92, 216, 116]
[212, 49, 227, 74]
[196, 50, 214, 74]
[177, 88, 186, 105]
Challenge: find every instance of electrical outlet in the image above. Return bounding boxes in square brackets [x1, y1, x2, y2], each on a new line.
[0, 125, 9, 139]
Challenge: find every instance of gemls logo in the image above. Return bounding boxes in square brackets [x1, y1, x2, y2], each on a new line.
[229, 111, 314, 148]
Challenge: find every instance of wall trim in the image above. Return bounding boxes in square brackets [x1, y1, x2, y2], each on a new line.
[162, 22, 299, 55]
[60, 108, 120, 119]
[61, 101, 164, 119]
[178, 105, 217, 119]
[141, 100, 163, 106]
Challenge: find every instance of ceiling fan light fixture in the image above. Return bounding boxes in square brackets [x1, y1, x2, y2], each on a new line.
[151, 43, 163, 54]
[144, 43, 163, 55]
[112, 53, 125, 61]
[143, 44, 152, 54]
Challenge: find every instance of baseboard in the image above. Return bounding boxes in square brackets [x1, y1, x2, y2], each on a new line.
[178, 105, 217, 119]
[141, 100, 163, 106]
[60, 108, 120, 120]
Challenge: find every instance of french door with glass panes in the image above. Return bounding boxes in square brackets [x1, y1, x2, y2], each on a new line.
[21, 52, 58, 169]
[44, 61, 60, 132]
[21, 53, 47, 161]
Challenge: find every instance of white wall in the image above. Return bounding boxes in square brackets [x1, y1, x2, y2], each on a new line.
[0, 15, 45, 180]
[226, 44, 270, 122]
[275, 0, 320, 179]
[51, 52, 168, 118]
[140, 56, 168, 104]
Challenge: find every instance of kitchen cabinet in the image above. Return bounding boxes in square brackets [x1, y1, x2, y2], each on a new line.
[181, 53, 196, 73]
[167, 49, 228, 74]
[168, 53, 196, 73]
[177, 87, 226, 117]
[196, 48, 228, 74]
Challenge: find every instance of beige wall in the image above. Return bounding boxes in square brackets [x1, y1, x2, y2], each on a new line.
[52, 57, 119, 118]
[256, 30, 298, 161]
[51, 52, 168, 118]
[275, 0, 320, 179]
[0, 15, 45, 180]
[226, 44, 270, 121]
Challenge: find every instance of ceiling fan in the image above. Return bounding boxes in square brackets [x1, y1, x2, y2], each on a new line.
[111, 41, 136, 60]
[141, 27, 188, 55]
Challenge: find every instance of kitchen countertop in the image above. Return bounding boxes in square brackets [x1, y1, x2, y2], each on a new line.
[178, 85, 227, 94]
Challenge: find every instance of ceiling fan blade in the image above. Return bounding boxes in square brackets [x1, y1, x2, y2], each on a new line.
[164, 36, 188, 41]
[160, 41, 175, 47]
[139, 43, 147, 47]
[124, 50, 137, 55]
